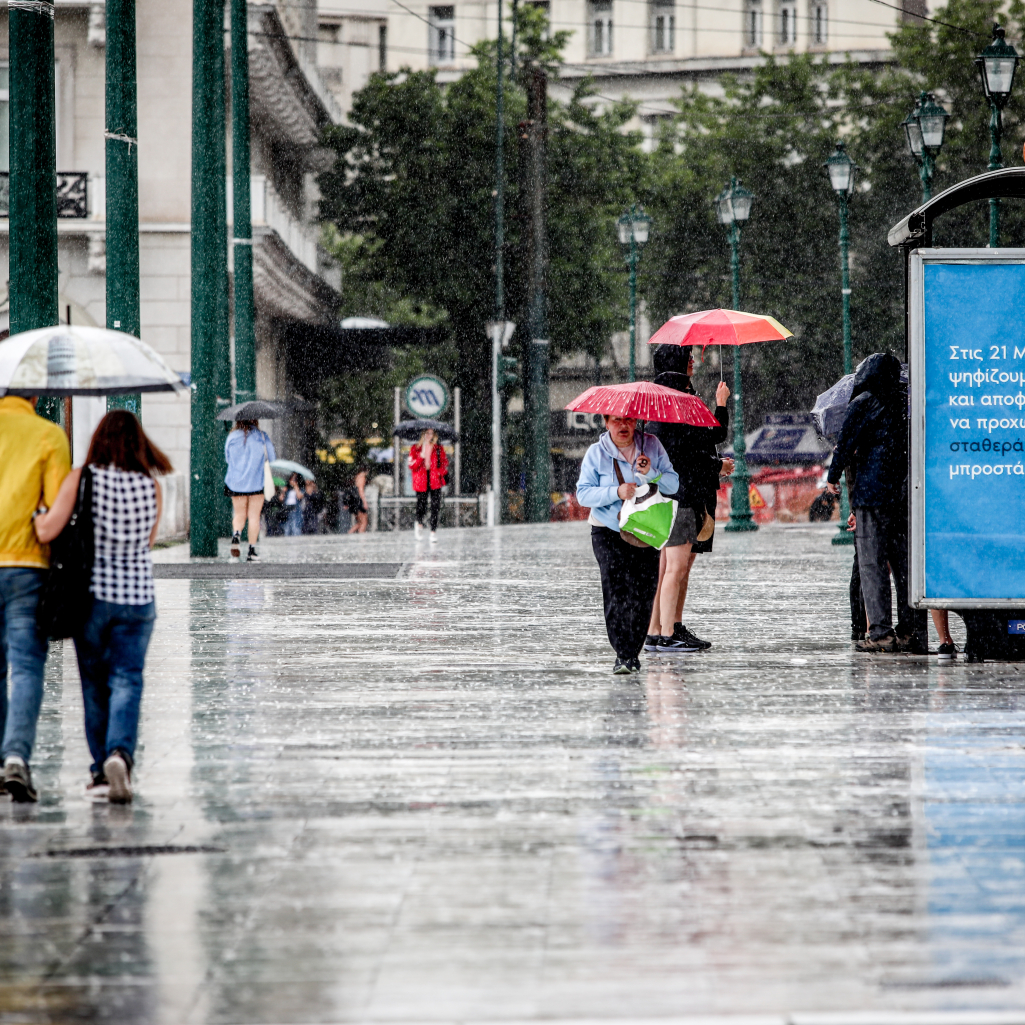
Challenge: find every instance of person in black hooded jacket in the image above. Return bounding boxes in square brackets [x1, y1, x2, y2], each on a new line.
[644, 344, 734, 651]
[827, 351, 926, 653]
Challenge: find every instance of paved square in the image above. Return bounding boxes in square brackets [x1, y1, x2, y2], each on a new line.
[2, 522, 1024, 1024]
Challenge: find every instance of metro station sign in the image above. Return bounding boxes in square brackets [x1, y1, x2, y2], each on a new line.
[405, 375, 450, 418]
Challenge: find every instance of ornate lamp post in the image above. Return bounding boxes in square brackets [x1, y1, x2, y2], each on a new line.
[902, 91, 950, 203]
[824, 141, 857, 546]
[617, 204, 651, 383]
[714, 177, 757, 533]
[975, 24, 1019, 246]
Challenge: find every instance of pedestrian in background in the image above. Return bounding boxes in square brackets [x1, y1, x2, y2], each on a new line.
[410, 429, 447, 544]
[577, 415, 679, 675]
[34, 411, 170, 804]
[284, 473, 303, 536]
[302, 478, 325, 534]
[224, 418, 275, 562]
[346, 467, 369, 534]
[827, 352, 926, 654]
[645, 345, 734, 654]
[0, 394, 71, 802]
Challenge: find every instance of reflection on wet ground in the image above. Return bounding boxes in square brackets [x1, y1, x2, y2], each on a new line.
[2, 522, 1025, 1022]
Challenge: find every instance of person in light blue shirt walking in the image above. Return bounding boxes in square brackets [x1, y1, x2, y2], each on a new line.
[577, 416, 678, 674]
[224, 420, 275, 562]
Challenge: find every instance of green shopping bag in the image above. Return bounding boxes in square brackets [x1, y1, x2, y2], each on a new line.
[616, 470, 678, 550]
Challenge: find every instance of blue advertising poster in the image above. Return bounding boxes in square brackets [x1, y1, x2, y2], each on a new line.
[923, 262, 1025, 601]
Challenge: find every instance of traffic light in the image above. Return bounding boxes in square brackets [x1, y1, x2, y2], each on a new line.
[499, 355, 519, 390]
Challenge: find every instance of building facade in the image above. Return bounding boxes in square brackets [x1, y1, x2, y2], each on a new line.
[0, 0, 341, 536]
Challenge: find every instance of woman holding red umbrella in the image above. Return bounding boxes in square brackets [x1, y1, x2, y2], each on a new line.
[576, 414, 678, 675]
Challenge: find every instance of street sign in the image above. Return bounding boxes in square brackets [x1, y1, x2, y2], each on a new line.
[405, 375, 449, 418]
[909, 250, 1025, 607]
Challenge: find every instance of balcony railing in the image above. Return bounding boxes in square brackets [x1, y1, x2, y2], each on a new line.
[0, 171, 89, 219]
[249, 174, 318, 274]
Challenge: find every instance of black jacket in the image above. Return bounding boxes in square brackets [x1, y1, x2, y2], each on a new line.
[647, 371, 729, 513]
[826, 353, 907, 509]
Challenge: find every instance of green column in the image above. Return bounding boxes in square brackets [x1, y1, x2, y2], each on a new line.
[9, 0, 59, 422]
[105, 0, 141, 417]
[832, 192, 854, 546]
[191, 0, 229, 556]
[213, 8, 231, 408]
[627, 236, 637, 383]
[725, 223, 756, 532]
[231, 0, 255, 403]
[988, 102, 1002, 248]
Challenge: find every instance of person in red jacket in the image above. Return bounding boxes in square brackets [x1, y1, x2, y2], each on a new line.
[409, 429, 448, 543]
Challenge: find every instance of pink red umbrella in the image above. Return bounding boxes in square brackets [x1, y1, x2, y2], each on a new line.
[647, 308, 793, 349]
[565, 381, 720, 426]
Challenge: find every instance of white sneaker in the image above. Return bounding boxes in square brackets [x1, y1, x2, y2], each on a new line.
[430, 531, 438, 545]
[103, 753, 133, 804]
[414, 522, 423, 540]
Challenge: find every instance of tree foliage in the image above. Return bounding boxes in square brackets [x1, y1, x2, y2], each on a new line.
[318, 0, 1025, 481]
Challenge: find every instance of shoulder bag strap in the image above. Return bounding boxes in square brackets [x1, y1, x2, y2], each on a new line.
[613, 459, 625, 487]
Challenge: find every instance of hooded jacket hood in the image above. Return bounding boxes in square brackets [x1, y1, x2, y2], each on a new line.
[851, 352, 901, 402]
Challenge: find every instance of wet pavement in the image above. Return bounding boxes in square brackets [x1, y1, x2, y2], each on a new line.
[3, 521, 1025, 1023]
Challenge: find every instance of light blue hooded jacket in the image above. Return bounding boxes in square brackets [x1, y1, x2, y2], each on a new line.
[576, 430, 679, 532]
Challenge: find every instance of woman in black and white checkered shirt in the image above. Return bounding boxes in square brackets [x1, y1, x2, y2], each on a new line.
[34, 411, 172, 804]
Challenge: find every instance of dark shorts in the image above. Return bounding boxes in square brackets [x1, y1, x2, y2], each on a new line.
[667, 506, 698, 547]
[224, 487, 264, 497]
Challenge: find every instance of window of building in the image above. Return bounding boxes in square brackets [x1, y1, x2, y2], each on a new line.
[778, 2, 797, 44]
[651, 0, 674, 53]
[589, 0, 613, 56]
[379, 24, 387, 70]
[744, 0, 762, 47]
[429, 6, 455, 64]
[811, 2, 827, 44]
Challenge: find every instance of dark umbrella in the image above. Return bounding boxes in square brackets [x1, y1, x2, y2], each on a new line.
[393, 418, 458, 442]
[811, 364, 908, 440]
[216, 400, 281, 421]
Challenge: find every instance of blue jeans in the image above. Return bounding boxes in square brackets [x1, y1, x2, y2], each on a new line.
[0, 568, 49, 763]
[284, 504, 302, 536]
[74, 599, 156, 774]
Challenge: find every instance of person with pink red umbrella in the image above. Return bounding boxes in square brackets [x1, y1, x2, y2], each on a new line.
[644, 344, 734, 654]
[576, 414, 678, 675]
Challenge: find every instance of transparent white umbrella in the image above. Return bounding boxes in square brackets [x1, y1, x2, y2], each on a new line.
[0, 325, 187, 397]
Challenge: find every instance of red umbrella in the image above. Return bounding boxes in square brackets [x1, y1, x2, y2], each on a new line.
[647, 308, 793, 349]
[565, 381, 720, 426]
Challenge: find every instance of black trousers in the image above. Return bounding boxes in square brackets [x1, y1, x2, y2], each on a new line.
[416, 487, 441, 531]
[591, 526, 661, 660]
[850, 550, 866, 637]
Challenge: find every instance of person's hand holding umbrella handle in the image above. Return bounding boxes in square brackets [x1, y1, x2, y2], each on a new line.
[715, 381, 731, 406]
[720, 457, 735, 477]
[635, 454, 651, 475]
[826, 482, 841, 496]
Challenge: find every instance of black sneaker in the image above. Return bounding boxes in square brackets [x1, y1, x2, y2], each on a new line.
[230, 531, 242, 559]
[674, 623, 711, 650]
[246, 545, 259, 562]
[937, 641, 958, 661]
[627, 657, 641, 673]
[656, 634, 700, 655]
[3, 758, 37, 803]
[613, 657, 632, 675]
[643, 634, 661, 652]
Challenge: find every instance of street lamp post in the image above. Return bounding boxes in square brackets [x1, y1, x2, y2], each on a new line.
[824, 141, 857, 546]
[714, 178, 756, 533]
[975, 24, 1019, 247]
[902, 91, 950, 204]
[617, 204, 651, 383]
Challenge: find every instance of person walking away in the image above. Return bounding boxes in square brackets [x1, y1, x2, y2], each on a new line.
[577, 416, 679, 674]
[346, 468, 369, 534]
[410, 429, 448, 544]
[34, 411, 171, 803]
[283, 473, 303, 536]
[826, 352, 926, 653]
[301, 478, 325, 534]
[224, 418, 275, 562]
[644, 345, 734, 653]
[0, 395, 71, 801]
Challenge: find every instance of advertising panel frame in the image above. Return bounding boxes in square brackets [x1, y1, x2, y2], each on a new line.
[909, 247, 1025, 609]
